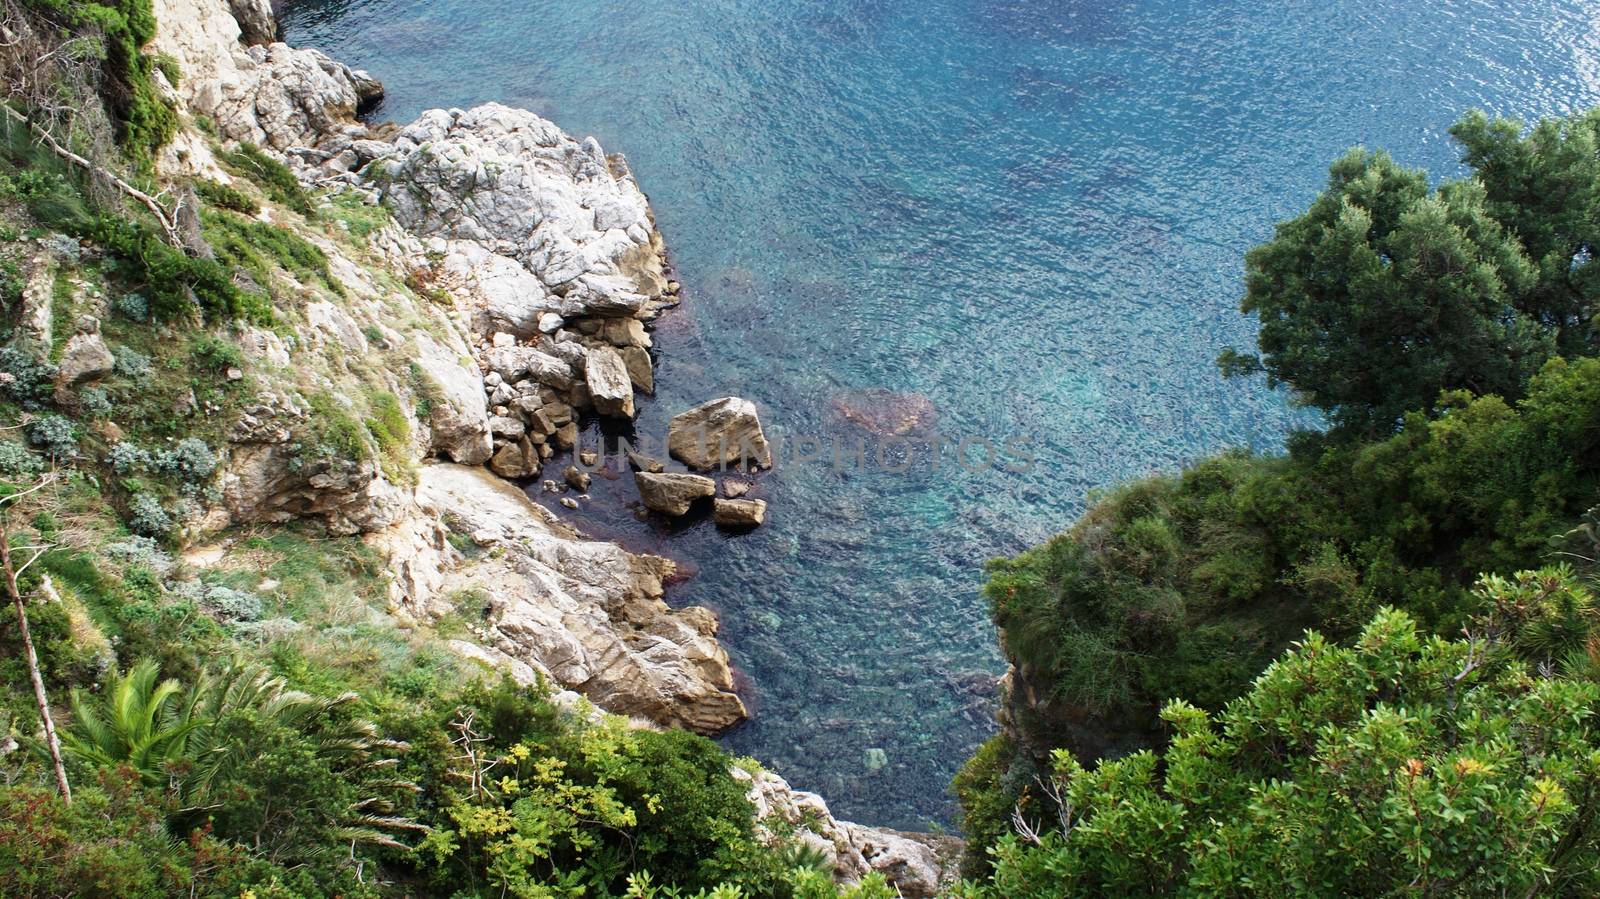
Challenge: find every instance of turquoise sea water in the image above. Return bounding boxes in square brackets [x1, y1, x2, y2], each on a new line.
[284, 0, 1600, 829]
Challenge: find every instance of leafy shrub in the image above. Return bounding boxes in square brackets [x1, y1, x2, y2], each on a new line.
[0, 346, 59, 407]
[219, 142, 314, 215]
[173, 581, 263, 622]
[205, 208, 339, 296]
[103, 534, 172, 573]
[112, 343, 150, 378]
[194, 178, 260, 215]
[0, 773, 294, 899]
[188, 334, 243, 374]
[959, 598, 1600, 898]
[151, 436, 217, 482]
[105, 440, 152, 474]
[78, 386, 112, 417]
[0, 440, 43, 477]
[126, 492, 170, 536]
[25, 414, 77, 458]
[113, 292, 149, 322]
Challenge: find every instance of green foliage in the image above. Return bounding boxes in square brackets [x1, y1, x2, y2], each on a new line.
[25, 413, 78, 458]
[397, 678, 800, 898]
[0, 346, 59, 408]
[60, 657, 207, 786]
[957, 597, 1600, 897]
[126, 491, 170, 535]
[205, 207, 341, 297]
[25, 0, 179, 166]
[302, 391, 371, 463]
[1224, 109, 1600, 435]
[0, 771, 299, 899]
[365, 391, 414, 484]
[195, 177, 260, 215]
[220, 142, 315, 216]
[951, 735, 1020, 880]
[84, 210, 268, 322]
[976, 355, 1600, 863]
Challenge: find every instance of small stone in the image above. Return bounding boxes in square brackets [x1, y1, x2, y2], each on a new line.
[492, 332, 516, 347]
[563, 465, 591, 491]
[559, 497, 579, 510]
[627, 450, 664, 473]
[621, 345, 654, 394]
[225, 367, 245, 381]
[538, 312, 564, 333]
[712, 498, 766, 528]
[722, 477, 751, 498]
[864, 747, 888, 773]
[579, 450, 599, 467]
[488, 438, 539, 478]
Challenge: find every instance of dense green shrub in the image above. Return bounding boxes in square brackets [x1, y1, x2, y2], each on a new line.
[393, 678, 800, 898]
[25, 413, 78, 457]
[205, 207, 340, 297]
[25, 0, 179, 166]
[957, 580, 1600, 897]
[0, 772, 299, 899]
[195, 178, 260, 215]
[988, 356, 1600, 764]
[220, 142, 315, 216]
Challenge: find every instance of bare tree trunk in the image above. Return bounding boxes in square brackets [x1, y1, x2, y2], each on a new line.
[0, 515, 70, 804]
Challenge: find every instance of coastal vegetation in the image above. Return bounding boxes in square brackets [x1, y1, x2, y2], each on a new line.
[960, 106, 1600, 892]
[2, 0, 1598, 894]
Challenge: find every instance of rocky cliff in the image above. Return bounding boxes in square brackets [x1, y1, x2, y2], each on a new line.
[139, 0, 955, 891]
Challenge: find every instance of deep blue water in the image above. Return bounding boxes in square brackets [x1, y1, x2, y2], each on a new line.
[284, 0, 1600, 829]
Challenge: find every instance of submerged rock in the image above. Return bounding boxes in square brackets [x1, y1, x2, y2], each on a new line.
[667, 396, 773, 470]
[635, 471, 716, 516]
[829, 389, 938, 437]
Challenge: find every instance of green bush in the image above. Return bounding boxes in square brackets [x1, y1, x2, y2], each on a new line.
[957, 589, 1600, 898]
[195, 177, 260, 215]
[0, 772, 298, 899]
[220, 142, 314, 216]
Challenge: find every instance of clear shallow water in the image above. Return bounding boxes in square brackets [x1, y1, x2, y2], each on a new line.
[284, 0, 1600, 829]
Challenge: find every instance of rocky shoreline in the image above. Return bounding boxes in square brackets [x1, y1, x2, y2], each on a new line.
[146, 0, 955, 892]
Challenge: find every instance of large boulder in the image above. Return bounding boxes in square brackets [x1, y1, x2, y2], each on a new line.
[228, 0, 277, 45]
[585, 345, 635, 418]
[54, 331, 114, 388]
[374, 104, 666, 308]
[411, 464, 747, 734]
[219, 392, 409, 535]
[152, 0, 381, 150]
[668, 397, 773, 470]
[635, 471, 715, 516]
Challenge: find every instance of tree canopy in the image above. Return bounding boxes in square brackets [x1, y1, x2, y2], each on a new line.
[1223, 110, 1600, 435]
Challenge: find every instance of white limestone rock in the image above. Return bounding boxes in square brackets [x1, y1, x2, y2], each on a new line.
[668, 397, 773, 470]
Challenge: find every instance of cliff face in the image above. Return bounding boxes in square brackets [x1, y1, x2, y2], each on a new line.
[132, 2, 959, 890]
[145, 0, 741, 735]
